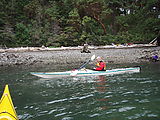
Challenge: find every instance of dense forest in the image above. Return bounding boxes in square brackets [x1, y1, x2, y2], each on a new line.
[0, 0, 160, 47]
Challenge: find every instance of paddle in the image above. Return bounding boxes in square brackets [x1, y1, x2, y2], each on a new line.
[79, 55, 96, 69]
[70, 55, 96, 76]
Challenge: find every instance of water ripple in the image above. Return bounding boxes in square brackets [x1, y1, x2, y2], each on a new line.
[47, 98, 68, 104]
[89, 113, 101, 117]
[127, 110, 151, 119]
[118, 106, 136, 112]
[122, 91, 134, 95]
[62, 117, 73, 120]
[55, 112, 67, 117]
[48, 109, 57, 114]
[18, 113, 33, 120]
[47, 94, 94, 105]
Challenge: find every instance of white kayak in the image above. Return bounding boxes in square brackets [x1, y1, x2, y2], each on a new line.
[31, 67, 140, 78]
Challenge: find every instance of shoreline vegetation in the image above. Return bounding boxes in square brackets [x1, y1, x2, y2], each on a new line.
[1, 0, 159, 48]
[0, 44, 159, 67]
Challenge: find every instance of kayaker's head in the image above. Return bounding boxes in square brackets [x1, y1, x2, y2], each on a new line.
[96, 56, 103, 62]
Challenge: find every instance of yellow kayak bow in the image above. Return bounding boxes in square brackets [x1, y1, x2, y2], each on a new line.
[0, 85, 18, 120]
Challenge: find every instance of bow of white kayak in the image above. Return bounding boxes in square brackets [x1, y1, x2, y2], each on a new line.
[31, 67, 140, 79]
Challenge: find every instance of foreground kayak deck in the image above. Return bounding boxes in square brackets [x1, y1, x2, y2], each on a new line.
[31, 67, 140, 79]
[0, 85, 18, 120]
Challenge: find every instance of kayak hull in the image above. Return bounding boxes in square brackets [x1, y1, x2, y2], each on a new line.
[0, 85, 18, 120]
[31, 67, 140, 78]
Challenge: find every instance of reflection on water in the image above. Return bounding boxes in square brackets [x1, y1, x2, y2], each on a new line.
[0, 63, 160, 120]
[32, 75, 111, 120]
[95, 76, 109, 111]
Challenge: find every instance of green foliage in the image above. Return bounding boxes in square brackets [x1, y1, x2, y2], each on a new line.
[45, 2, 60, 21]
[0, 0, 160, 47]
[0, 30, 15, 47]
[15, 23, 31, 46]
[79, 32, 94, 45]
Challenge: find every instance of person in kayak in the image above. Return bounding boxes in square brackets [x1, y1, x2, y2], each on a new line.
[152, 54, 159, 62]
[93, 56, 106, 71]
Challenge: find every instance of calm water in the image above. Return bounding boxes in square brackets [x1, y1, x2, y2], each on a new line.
[0, 63, 160, 120]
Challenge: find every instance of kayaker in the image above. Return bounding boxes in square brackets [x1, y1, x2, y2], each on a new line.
[93, 56, 106, 71]
[152, 55, 159, 62]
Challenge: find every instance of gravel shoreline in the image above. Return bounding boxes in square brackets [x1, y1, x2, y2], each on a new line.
[0, 46, 160, 67]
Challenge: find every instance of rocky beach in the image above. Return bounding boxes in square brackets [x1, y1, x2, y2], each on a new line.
[0, 45, 160, 67]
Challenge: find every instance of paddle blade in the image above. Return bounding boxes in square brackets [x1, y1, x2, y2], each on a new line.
[91, 55, 96, 61]
[70, 70, 78, 76]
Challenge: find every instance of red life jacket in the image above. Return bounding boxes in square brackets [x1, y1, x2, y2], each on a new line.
[95, 61, 106, 71]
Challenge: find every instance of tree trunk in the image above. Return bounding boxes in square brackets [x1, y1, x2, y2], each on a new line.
[93, 14, 107, 34]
